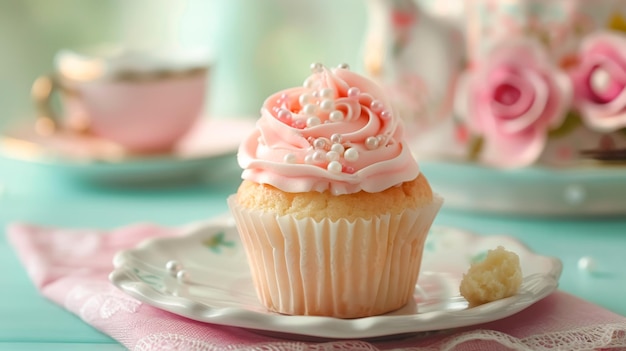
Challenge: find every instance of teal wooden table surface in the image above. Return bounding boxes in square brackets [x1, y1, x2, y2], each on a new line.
[1, 155, 625, 351]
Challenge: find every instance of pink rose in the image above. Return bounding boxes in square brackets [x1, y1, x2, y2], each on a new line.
[570, 32, 626, 132]
[455, 40, 572, 168]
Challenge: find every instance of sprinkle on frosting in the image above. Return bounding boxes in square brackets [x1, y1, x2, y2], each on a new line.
[237, 63, 419, 195]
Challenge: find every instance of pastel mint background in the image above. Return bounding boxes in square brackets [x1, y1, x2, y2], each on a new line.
[0, 0, 366, 131]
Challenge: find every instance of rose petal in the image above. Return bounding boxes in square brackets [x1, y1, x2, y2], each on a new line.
[489, 70, 535, 120]
[498, 69, 548, 134]
[481, 128, 546, 168]
[579, 91, 626, 131]
[456, 38, 572, 167]
[573, 31, 626, 132]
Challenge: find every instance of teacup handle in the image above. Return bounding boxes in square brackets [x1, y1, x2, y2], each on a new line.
[31, 75, 62, 135]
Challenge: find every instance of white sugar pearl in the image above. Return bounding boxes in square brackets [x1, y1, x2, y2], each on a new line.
[365, 136, 379, 150]
[312, 150, 326, 163]
[344, 148, 359, 162]
[330, 143, 344, 154]
[320, 88, 334, 99]
[330, 133, 342, 144]
[303, 103, 317, 115]
[283, 153, 297, 163]
[326, 151, 340, 162]
[176, 270, 190, 284]
[313, 138, 326, 149]
[299, 93, 313, 107]
[370, 100, 383, 112]
[310, 62, 323, 73]
[293, 119, 306, 129]
[327, 160, 342, 173]
[347, 87, 360, 97]
[320, 99, 335, 111]
[329, 110, 344, 122]
[277, 109, 292, 122]
[306, 116, 321, 127]
[304, 154, 314, 164]
[578, 256, 597, 273]
[166, 260, 182, 276]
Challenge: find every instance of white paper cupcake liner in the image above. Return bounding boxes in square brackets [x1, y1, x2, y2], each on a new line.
[227, 194, 443, 318]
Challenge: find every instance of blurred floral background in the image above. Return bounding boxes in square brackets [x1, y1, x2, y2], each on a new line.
[0, 0, 367, 131]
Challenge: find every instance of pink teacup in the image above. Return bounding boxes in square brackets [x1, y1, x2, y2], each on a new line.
[32, 46, 211, 153]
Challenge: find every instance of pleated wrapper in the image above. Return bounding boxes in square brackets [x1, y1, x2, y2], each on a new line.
[227, 194, 443, 318]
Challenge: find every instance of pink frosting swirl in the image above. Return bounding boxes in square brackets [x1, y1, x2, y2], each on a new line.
[238, 64, 419, 195]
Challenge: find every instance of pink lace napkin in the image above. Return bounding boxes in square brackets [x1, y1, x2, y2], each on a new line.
[7, 222, 626, 351]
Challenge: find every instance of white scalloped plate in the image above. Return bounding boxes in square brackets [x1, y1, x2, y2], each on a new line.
[109, 217, 562, 339]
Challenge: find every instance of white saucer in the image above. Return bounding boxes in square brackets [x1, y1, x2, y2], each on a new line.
[109, 217, 562, 339]
[0, 118, 256, 183]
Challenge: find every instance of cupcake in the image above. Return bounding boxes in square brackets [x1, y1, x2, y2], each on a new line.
[228, 63, 443, 318]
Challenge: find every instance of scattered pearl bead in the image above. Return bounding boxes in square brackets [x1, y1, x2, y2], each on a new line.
[330, 133, 342, 144]
[310, 62, 323, 73]
[280, 92, 289, 100]
[344, 165, 355, 174]
[320, 88, 334, 99]
[330, 143, 345, 154]
[312, 150, 326, 163]
[347, 87, 360, 98]
[329, 110, 344, 122]
[337, 63, 350, 69]
[578, 256, 597, 273]
[166, 260, 182, 276]
[313, 138, 326, 149]
[299, 93, 313, 107]
[283, 153, 297, 163]
[306, 116, 321, 127]
[302, 103, 317, 115]
[326, 150, 340, 162]
[304, 154, 314, 164]
[365, 136, 379, 150]
[344, 148, 359, 162]
[327, 160, 342, 173]
[319, 99, 335, 112]
[176, 270, 190, 284]
[381, 110, 392, 119]
[371, 100, 384, 113]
